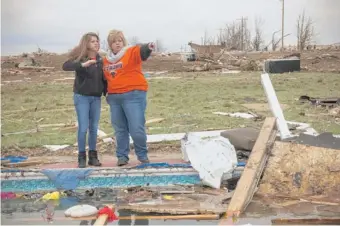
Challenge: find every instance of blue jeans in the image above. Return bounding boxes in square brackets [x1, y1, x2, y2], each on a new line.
[106, 90, 148, 162]
[73, 93, 101, 153]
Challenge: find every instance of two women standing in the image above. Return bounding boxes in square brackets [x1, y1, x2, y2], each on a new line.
[63, 31, 154, 168]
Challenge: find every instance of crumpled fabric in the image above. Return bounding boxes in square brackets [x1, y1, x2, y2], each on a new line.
[41, 169, 94, 190]
[97, 206, 118, 222]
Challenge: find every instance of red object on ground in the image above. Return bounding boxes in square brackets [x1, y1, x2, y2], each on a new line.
[97, 206, 118, 222]
[1, 192, 16, 199]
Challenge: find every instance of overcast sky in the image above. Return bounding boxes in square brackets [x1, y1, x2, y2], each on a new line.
[1, 0, 339, 55]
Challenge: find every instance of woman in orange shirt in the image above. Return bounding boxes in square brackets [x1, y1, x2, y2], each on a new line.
[103, 30, 154, 166]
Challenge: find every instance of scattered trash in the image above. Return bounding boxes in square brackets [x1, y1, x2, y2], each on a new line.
[162, 195, 173, 200]
[181, 133, 238, 189]
[97, 129, 107, 138]
[286, 121, 318, 136]
[220, 69, 241, 74]
[213, 112, 257, 119]
[146, 118, 165, 124]
[42, 191, 64, 201]
[299, 95, 340, 107]
[103, 137, 114, 143]
[43, 145, 70, 152]
[65, 204, 98, 218]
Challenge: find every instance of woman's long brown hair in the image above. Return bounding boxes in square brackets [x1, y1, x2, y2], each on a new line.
[67, 32, 99, 62]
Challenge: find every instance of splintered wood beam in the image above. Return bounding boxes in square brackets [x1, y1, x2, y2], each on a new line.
[219, 117, 277, 225]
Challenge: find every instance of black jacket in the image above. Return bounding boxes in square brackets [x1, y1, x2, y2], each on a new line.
[62, 54, 107, 97]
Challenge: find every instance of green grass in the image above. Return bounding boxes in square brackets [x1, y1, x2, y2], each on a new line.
[1, 72, 339, 148]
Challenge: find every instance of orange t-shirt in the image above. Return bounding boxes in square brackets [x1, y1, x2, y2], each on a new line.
[102, 46, 148, 94]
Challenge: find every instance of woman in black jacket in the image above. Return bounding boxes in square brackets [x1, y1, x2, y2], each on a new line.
[62, 32, 107, 168]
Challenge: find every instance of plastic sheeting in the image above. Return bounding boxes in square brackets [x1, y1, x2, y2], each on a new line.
[64, 204, 98, 218]
[181, 133, 238, 189]
[41, 169, 94, 190]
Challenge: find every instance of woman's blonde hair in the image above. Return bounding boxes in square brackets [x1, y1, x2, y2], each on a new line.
[68, 32, 99, 62]
[107, 29, 127, 50]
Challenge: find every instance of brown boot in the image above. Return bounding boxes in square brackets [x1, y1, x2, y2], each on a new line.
[88, 150, 102, 167]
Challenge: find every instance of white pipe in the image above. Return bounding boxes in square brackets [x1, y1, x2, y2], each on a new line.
[261, 73, 292, 140]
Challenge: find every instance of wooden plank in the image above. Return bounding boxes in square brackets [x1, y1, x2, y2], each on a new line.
[261, 73, 291, 139]
[219, 117, 277, 223]
[3, 160, 43, 167]
[146, 118, 165, 124]
[272, 218, 340, 225]
[18, 66, 55, 70]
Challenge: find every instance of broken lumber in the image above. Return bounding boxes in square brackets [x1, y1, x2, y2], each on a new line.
[2, 160, 43, 167]
[220, 117, 277, 222]
[18, 66, 55, 70]
[272, 218, 340, 225]
[146, 118, 165, 124]
[261, 73, 291, 139]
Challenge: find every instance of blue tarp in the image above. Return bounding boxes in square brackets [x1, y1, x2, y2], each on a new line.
[237, 162, 246, 167]
[41, 169, 94, 190]
[0, 156, 27, 163]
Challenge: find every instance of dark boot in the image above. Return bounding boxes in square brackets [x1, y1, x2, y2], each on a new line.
[78, 152, 87, 168]
[88, 150, 102, 167]
[117, 158, 129, 167]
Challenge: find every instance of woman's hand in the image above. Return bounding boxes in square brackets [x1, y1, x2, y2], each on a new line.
[148, 42, 155, 51]
[81, 59, 97, 68]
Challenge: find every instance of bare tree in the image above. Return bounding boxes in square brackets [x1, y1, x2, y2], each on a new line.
[268, 30, 290, 51]
[203, 30, 209, 45]
[218, 18, 251, 51]
[252, 17, 264, 51]
[271, 30, 281, 51]
[296, 10, 314, 50]
[129, 36, 140, 46]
